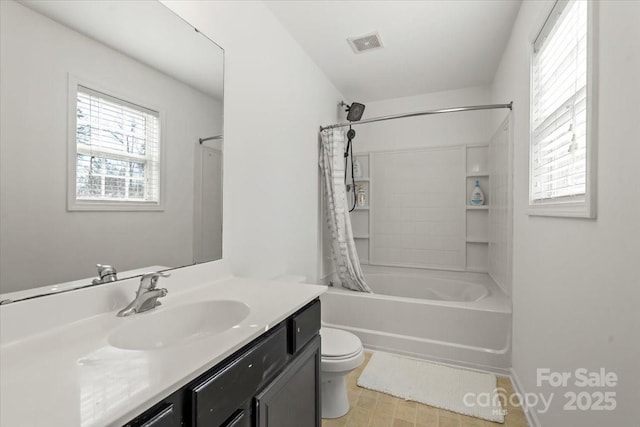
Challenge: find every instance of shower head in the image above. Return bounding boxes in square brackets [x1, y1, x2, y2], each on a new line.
[341, 101, 366, 122]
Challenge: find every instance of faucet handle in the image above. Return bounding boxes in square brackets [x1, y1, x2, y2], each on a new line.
[139, 271, 171, 290]
[96, 264, 117, 276]
[93, 264, 118, 285]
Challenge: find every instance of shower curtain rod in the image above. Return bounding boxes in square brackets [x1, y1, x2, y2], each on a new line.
[319, 101, 513, 131]
[199, 135, 223, 144]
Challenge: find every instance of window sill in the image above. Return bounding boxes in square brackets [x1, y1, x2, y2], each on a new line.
[527, 200, 596, 219]
[68, 200, 164, 212]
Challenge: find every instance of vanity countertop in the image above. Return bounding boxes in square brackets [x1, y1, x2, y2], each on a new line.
[0, 262, 326, 427]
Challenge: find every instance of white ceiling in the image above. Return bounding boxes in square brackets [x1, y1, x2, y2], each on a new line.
[20, 0, 224, 100]
[265, 0, 521, 102]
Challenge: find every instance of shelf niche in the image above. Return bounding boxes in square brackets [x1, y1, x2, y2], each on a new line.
[465, 145, 489, 273]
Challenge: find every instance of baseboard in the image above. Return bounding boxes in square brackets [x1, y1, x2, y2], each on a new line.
[510, 368, 542, 427]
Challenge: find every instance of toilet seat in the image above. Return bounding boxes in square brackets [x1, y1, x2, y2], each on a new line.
[321, 327, 362, 358]
[320, 328, 364, 373]
[323, 351, 361, 360]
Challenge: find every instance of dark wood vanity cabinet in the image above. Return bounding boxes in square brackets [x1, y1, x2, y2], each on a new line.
[124, 299, 321, 427]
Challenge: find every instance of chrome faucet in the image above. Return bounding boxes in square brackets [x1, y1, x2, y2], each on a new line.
[92, 264, 118, 285]
[117, 272, 170, 317]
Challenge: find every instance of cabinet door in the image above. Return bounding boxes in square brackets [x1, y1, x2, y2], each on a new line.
[221, 409, 250, 427]
[255, 336, 321, 427]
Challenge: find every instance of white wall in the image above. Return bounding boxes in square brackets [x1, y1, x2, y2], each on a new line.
[0, 1, 222, 293]
[354, 86, 495, 153]
[491, 1, 640, 425]
[162, 1, 343, 282]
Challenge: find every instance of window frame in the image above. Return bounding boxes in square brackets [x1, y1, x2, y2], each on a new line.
[528, 0, 598, 219]
[67, 74, 165, 211]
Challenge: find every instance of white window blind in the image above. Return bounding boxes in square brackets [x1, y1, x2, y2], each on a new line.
[75, 86, 160, 205]
[531, 0, 588, 204]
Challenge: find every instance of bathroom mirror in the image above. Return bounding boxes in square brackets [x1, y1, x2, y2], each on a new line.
[0, 0, 224, 297]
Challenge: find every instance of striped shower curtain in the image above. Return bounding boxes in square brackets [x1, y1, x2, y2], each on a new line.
[319, 129, 371, 293]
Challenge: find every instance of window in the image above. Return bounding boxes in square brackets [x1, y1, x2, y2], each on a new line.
[68, 80, 162, 211]
[530, 0, 596, 218]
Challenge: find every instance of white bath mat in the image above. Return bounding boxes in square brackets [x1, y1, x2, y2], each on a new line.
[357, 352, 505, 423]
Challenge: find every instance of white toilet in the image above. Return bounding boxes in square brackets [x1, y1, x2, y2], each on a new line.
[320, 327, 365, 419]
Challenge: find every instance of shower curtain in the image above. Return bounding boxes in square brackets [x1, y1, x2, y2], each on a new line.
[319, 129, 371, 293]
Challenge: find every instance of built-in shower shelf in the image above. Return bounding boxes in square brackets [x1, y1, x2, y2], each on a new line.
[350, 154, 371, 266]
[465, 145, 490, 274]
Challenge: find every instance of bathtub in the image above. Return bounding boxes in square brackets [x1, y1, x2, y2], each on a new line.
[321, 265, 511, 372]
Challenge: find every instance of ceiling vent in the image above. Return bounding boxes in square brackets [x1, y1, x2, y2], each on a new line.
[347, 32, 383, 54]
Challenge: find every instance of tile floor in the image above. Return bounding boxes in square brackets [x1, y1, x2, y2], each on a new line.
[322, 352, 529, 427]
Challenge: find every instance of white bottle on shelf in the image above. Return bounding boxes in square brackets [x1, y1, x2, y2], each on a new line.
[356, 185, 366, 207]
[470, 180, 485, 205]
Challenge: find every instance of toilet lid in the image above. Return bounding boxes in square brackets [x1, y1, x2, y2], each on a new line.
[320, 327, 362, 358]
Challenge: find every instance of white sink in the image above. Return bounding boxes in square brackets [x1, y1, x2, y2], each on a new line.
[108, 300, 250, 350]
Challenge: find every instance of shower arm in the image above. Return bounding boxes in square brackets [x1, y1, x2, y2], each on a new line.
[199, 135, 223, 144]
[320, 102, 513, 131]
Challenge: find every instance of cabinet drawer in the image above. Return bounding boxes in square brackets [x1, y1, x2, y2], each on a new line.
[289, 299, 320, 354]
[124, 403, 178, 427]
[190, 326, 288, 426]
